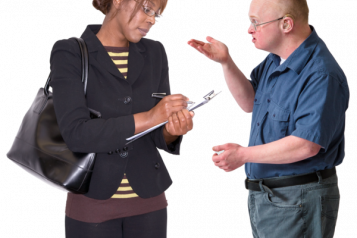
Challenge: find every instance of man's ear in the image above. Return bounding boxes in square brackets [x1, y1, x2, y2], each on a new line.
[282, 16, 294, 33]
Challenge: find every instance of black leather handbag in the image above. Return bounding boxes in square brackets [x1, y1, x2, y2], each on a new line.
[7, 37, 99, 194]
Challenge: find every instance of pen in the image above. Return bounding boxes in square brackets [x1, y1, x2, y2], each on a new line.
[152, 94, 194, 104]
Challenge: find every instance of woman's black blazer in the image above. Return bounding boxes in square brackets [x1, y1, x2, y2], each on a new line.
[49, 25, 182, 200]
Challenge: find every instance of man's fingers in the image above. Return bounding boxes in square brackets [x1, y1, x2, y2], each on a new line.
[211, 145, 220, 152]
[188, 39, 206, 46]
[212, 144, 230, 152]
[189, 39, 211, 52]
[212, 154, 221, 163]
[206, 36, 217, 43]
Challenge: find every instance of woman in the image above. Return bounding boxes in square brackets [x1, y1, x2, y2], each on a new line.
[49, 0, 194, 237]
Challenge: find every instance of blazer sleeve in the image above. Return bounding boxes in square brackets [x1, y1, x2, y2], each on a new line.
[150, 41, 183, 155]
[49, 39, 135, 153]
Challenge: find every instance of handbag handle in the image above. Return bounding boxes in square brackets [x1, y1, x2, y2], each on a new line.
[44, 37, 89, 96]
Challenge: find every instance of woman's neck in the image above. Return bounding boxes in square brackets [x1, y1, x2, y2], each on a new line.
[96, 18, 129, 47]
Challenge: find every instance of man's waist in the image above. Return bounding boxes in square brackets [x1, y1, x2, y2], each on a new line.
[245, 167, 336, 191]
[245, 161, 341, 179]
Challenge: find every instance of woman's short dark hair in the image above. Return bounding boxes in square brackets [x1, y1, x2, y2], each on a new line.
[93, 0, 168, 20]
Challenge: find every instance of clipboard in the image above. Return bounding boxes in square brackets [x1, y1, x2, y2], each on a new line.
[125, 90, 221, 145]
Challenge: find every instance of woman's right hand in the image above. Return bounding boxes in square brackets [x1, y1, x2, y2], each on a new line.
[188, 36, 230, 64]
[148, 94, 189, 124]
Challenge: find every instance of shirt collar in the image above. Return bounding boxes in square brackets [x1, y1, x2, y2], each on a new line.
[268, 25, 320, 75]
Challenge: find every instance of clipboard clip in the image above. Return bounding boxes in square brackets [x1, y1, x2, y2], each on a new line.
[203, 90, 221, 101]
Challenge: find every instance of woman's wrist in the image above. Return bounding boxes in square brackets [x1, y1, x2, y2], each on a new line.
[163, 126, 179, 145]
[133, 111, 156, 135]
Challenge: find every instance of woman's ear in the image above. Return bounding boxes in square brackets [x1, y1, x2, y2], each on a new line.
[112, 0, 123, 10]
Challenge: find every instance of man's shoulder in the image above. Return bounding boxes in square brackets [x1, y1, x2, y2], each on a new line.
[251, 54, 274, 73]
[306, 39, 346, 83]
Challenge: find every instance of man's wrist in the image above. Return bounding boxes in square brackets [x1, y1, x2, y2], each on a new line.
[240, 146, 251, 164]
[221, 55, 233, 68]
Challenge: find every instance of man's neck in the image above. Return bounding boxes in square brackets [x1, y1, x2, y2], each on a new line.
[276, 25, 312, 59]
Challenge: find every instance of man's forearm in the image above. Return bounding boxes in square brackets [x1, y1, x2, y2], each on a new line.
[243, 135, 321, 164]
[221, 55, 255, 112]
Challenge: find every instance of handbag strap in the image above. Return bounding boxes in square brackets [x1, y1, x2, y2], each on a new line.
[44, 37, 89, 96]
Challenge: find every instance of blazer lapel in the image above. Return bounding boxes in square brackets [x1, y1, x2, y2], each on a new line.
[81, 25, 126, 81]
[127, 42, 146, 85]
[95, 49, 126, 80]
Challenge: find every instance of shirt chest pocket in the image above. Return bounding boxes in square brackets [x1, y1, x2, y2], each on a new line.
[252, 91, 264, 119]
[267, 102, 290, 140]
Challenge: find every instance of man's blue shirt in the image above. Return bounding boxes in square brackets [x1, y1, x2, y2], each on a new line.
[246, 26, 349, 179]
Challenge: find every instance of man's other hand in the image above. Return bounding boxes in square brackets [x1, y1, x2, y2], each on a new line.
[188, 37, 230, 64]
[212, 143, 246, 172]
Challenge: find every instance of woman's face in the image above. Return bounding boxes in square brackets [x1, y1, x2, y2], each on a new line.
[114, 0, 161, 43]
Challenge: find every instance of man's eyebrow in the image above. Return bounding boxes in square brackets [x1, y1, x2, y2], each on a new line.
[249, 15, 259, 19]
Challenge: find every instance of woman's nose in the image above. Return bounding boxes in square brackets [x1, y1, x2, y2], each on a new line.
[147, 15, 155, 25]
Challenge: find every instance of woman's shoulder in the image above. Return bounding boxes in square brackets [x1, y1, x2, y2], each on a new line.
[139, 38, 167, 58]
[51, 38, 81, 57]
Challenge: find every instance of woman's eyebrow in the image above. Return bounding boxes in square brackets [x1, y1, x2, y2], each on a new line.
[148, 1, 156, 7]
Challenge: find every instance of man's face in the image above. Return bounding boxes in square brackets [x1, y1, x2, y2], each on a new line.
[248, 0, 284, 53]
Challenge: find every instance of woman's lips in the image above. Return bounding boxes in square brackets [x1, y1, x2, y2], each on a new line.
[138, 28, 149, 36]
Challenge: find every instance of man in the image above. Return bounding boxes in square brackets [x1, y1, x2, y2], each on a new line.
[188, 0, 349, 237]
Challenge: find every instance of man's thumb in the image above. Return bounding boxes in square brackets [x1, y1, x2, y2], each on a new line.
[206, 36, 216, 43]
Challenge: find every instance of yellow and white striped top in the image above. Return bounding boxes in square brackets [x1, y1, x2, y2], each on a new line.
[105, 46, 138, 199]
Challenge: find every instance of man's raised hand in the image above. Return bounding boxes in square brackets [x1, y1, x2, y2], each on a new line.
[188, 37, 230, 64]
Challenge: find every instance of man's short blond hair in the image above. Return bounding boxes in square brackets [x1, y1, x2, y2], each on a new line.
[281, 0, 309, 24]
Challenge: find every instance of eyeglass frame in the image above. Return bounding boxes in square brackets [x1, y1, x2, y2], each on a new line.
[251, 15, 288, 32]
[133, 0, 162, 18]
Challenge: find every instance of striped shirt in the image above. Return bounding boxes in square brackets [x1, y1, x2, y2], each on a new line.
[104, 46, 129, 79]
[111, 174, 139, 198]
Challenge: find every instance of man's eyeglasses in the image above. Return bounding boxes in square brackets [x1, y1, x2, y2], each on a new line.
[251, 16, 285, 32]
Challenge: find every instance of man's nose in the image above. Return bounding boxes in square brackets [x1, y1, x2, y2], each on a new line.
[248, 23, 255, 34]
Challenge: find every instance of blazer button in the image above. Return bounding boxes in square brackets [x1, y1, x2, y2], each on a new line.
[120, 151, 128, 158]
[124, 96, 132, 104]
[115, 149, 121, 153]
[123, 147, 128, 151]
[108, 151, 113, 155]
[155, 163, 160, 169]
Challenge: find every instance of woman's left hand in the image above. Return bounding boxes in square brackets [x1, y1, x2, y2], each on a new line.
[165, 109, 194, 136]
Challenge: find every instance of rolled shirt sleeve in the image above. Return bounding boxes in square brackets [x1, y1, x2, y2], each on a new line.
[291, 72, 349, 151]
